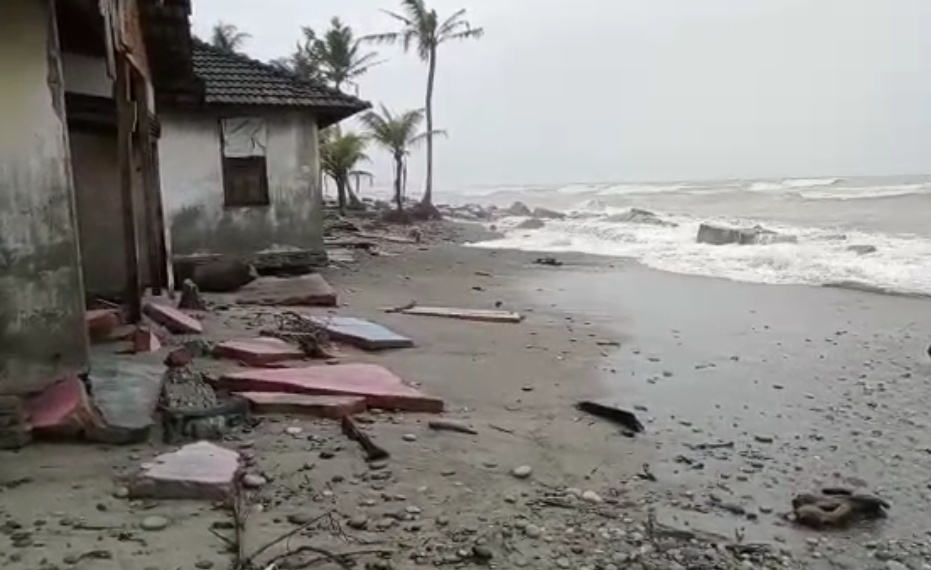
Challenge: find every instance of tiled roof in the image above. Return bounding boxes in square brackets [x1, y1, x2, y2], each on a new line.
[190, 41, 370, 122]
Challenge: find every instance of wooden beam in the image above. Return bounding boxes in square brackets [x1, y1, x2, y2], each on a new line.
[115, 55, 142, 322]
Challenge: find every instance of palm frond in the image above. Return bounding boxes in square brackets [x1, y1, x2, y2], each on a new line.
[442, 27, 484, 43]
[410, 129, 448, 146]
[438, 9, 467, 34]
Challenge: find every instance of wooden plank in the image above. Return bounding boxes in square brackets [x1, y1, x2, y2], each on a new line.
[115, 55, 141, 322]
[400, 306, 523, 324]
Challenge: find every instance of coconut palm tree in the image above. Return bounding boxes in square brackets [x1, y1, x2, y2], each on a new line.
[319, 127, 370, 216]
[316, 18, 382, 92]
[349, 170, 375, 202]
[211, 22, 251, 54]
[358, 105, 444, 214]
[364, 1, 483, 211]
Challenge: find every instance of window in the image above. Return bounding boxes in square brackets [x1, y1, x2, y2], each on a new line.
[221, 117, 270, 207]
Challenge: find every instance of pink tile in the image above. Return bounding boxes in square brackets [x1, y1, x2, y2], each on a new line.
[238, 393, 367, 419]
[214, 338, 305, 366]
[129, 442, 241, 501]
[25, 375, 104, 439]
[218, 364, 443, 413]
[143, 302, 203, 334]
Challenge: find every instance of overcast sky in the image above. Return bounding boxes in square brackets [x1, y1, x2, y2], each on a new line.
[191, 0, 931, 191]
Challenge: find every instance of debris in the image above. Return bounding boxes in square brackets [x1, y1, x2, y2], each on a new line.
[178, 279, 208, 311]
[143, 302, 203, 334]
[128, 441, 240, 501]
[306, 316, 414, 350]
[86, 309, 122, 341]
[511, 465, 533, 479]
[791, 492, 889, 529]
[357, 232, 418, 244]
[576, 400, 645, 433]
[132, 327, 162, 353]
[0, 396, 30, 449]
[25, 374, 106, 441]
[533, 256, 563, 267]
[402, 433, 418, 442]
[164, 346, 194, 368]
[237, 393, 367, 419]
[636, 463, 657, 482]
[261, 311, 331, 359]
[428, 418, 478, 435]
[384, 300, 417, 314]
[581, 490, 603, 503]
[214, 338, 305, 366]
[140, 515, 170, 531]
[400, 306, 523, 323]
[219, 364, 444, 413]
[236, 274, 337, 307]
[186, 258, 257, 293]
[595, 340, 621, 347]
[341, 416, 390, 462]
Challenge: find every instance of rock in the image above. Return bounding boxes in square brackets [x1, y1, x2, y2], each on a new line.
[285, 426, 303, 436]
[163, 346, 194, 368]
[402, 433, 418, 442]
[128, 441, 240, 501]
[754, 434, 774, 444]
[178, 279, 207, 311]
[195, 562, 215, 569]
[428, 418, 478, 435]
[241, 473, 267, 489]
[506, 201, 532, 216]
[604, 208, 677, 227]
[347, 515, 369, 530]
[140, 515, 170, 531]
[524, 524, 542, 538]
[886, 562, 909, 570]
[472, 545, 494, 561]
[191, 259, 257, 293]
[531, 207, 566, 220]
[511, 465, 533, 479]
[847, 244, 877, 255]
[515, 218, 546, 230]
[581, 490, 603, 503]
[113, 487, 129, 499]
[556, 558, 572, 569]
[696, 223, 797, 246]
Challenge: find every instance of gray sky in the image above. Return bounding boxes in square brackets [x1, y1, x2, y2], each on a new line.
[191, 0, 931, 191]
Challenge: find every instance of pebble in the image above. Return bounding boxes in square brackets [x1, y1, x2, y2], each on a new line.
[113, 487, 129, 499]
[286, 426, 303, 436]
[242, 473, 267, 489]
[524, 524, 542, 538]
[556, 558, 572, 569]
[886, 562, 909, 570]
[140, 516, 170, 531]
[511, 465, 533, 479]
[472, 545, 494, 561]
[754, 434, 774, 444]
[406, 505, 423, 515]
[195, 561, 214, 569]
[347, 515, 369, 530]
[402, 433, 418, 442]
[581, 490, 603, 503]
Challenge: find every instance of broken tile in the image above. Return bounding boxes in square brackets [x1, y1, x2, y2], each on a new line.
[238, 393, 367, 419]
[25, 375, 106, 440]
[400, 306, 523, 323]
[218, 364, 443, 413]
[214, 338, 305, 366]
[143, 302, 203, 334]
[132, 327, 162, 353]
[86, 354, 164, 444]
[236, 274, 337, 307]
[128, 441, 240, 501]
[86, 309, 121, 341]
[307, 316, 413, 350]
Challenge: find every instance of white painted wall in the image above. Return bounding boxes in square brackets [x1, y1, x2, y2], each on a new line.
[62, 52, 111, 98]
[159, 109, 323, 261]
[0, 0, 88, 394]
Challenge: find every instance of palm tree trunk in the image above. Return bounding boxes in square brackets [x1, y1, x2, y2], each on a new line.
[421, 45, 437, 206]
[394, 154, 404, 212]
[336, 176, 347, 216]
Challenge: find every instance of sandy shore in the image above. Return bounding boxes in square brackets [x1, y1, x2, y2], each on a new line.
[1, 237, 930, 570]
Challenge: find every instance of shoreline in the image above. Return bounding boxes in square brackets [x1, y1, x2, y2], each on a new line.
[1, 237, 929, 569]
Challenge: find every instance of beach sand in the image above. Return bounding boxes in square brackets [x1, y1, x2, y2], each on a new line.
[1, 239, 929, 569]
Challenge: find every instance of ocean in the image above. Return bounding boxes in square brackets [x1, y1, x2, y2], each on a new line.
[445, 175, 931, 297]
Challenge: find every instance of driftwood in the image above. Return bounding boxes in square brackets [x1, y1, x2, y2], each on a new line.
[576, 400, 645, 433]
[341, 416, 390, 461]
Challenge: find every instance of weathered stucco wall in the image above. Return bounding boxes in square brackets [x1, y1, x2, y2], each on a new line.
[0, 0, 88, 394]
[159, 109, 324, 262]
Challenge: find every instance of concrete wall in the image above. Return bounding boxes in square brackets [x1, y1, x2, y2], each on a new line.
[0, 0, 88, 394]
[159, 109, 324, 262]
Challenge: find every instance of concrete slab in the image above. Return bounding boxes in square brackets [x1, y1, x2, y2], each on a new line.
[143, 302, 203, 334]
[128, 441, 241, 501]
[401, 306, 524, 323]
[25, 374, 105, 440]
[238, 393, 366, 419]
[214, 338, 305, 366]
[87, 350, 165, 444]
[86, 309, 121, 342]
[308, 316, 413, 350]
[236, 274, 337, 307]
[219, 364, 443, 413]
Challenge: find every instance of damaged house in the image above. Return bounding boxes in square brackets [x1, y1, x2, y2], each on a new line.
[158, 41, 370, 273]
[0, 0, 201, 400]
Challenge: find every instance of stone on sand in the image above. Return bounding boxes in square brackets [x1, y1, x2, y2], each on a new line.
[511, 465, 533, 479]
[140, 515, 170, 531]
[128, 441, 240, 501]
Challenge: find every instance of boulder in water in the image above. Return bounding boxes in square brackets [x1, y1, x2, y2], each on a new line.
[531, 207, 566, 220]
[847, 244, 877, 255]
[506, 201, 532, 216]
[697, 223, 797, 246]
[604, 208, 677, 227]
[515, 218, 546, 230]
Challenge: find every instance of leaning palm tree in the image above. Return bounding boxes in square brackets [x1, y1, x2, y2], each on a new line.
[364, 1, 483, 211]
[319, 127, 370, 216]
[211, 22, 251, 54]
[358, 105, 444, 214]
